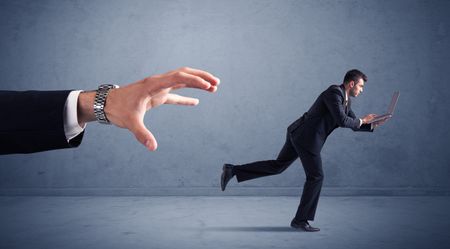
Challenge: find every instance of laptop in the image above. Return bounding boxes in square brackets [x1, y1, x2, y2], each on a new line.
[368, 91, 400, 124]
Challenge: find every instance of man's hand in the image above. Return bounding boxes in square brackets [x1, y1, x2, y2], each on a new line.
[361, 114, 377, 124]
[372, 117, 390, 128]
[77, 67, 220, 151]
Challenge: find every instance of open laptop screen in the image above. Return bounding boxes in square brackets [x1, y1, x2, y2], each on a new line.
[367, 91, 400, 124]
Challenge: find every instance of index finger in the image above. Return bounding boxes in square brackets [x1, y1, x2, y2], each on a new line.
[178, 67, 220, 86]
[156, 71, 211, 90]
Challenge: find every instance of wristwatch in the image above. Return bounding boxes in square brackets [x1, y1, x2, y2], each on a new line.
[93, 84, 119, 124]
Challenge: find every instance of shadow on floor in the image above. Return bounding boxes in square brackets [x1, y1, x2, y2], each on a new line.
[203, 226, 300, 232]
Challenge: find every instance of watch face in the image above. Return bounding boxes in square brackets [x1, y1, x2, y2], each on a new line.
[98, 84, 115, 90]
[98, 84, 119, 90]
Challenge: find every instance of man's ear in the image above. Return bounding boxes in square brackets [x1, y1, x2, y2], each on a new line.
[349, 81, 355, 88]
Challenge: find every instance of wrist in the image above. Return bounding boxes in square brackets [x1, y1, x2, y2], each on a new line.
[94, 84, 119, 124]
[77, 91, 96, 126]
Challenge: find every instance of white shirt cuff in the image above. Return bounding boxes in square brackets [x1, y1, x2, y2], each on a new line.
[64, 90, 86, 142]
[359, 118, 363, 128]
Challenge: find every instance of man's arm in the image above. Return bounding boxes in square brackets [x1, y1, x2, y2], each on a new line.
[323, 88, 362, 130]
[0, 90, 82, 154]
[323, 87, 375, 131]
[0, 67, 220, 155]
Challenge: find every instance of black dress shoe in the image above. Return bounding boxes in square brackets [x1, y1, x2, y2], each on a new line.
[221, 164, 234, 191]
[290, 219, 320, 232]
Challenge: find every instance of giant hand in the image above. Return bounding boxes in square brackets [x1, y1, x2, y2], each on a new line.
[77, 67, 220, 151]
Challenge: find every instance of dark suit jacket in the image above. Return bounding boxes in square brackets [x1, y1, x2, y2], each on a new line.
[288, 84, 372, 155]
[0, 90, 84, 155]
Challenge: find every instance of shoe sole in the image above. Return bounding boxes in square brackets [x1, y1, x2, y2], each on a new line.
[290, 223, 320, 232]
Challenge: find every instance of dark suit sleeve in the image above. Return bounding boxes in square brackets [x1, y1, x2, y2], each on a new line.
[323, 88, 361, 130]
[0, 90, 84, 155]
[348, 108, 373, 132]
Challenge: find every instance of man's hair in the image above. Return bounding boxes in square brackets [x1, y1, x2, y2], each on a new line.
[343, 69, 367, 85]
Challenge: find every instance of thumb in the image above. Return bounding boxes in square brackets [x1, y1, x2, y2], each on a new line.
[129, 120, 158, 151]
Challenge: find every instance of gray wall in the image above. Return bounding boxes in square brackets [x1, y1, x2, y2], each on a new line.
[1, 0, 449, 195]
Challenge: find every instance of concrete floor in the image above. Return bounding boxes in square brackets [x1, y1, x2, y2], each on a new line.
[1, 196, 449, 249]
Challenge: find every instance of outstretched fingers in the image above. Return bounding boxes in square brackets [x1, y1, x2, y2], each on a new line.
[165, 93, 199, 106]
[158, 68, 220, 91]
[165, 71, 211, 90]
[124, 67, 219, 151]
[177, 67, 220, 86]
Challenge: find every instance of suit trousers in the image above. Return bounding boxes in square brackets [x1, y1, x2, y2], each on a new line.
[233, 130, 324, 221]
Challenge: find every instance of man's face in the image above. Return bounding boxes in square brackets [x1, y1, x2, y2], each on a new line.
[350, 78, 364, 97]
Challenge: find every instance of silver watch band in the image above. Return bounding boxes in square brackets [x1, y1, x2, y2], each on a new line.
[94, 84, 119, 124]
